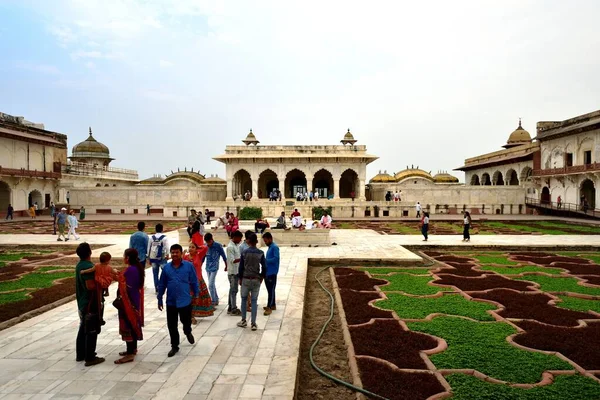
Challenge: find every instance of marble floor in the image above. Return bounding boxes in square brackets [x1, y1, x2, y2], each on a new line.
[0, 229, 599, 399]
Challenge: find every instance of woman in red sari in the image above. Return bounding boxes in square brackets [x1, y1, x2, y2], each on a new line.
[114, 248, 144, 364]
[184, 242, 215, 324]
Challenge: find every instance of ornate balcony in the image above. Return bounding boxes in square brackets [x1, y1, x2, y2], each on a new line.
[0, 166, 61, 179]
[533, 162, 600, 177]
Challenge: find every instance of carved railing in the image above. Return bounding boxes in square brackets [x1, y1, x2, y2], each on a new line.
[533, 162, 600, 176]
[0, 166, 61, 179]
[526, 197, 599, 218]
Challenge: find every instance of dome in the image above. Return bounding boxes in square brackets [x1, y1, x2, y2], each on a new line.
[242, 129, 259, 146]
[433, 171, 459, 183]
[369, 170, 395, 183]
[341, 128, 357, 145]
[505, 119, 532, 148]
[71, 127, 111, 159]
[200, 174, 226, 184]
[394, 167, 433, 182]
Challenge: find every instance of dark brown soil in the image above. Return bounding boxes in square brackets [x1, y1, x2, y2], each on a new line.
[0, 265, 36, 282]
[438, 263, 487, 277]
[434, 274, 536, 292]
[550, 263, 600, 276]
[514, 320, 600, 370]
[0, 277, 75, 322]
[334, 270, 389, 291]
[332, 268, 363, 276]
[356, 358, 446, 400]
[433, 255, 475, 263]
[349, 319, 438, 369]
[339, 289, 393, 325]
[296, 268, 356, 400]
[471, 289, 598, 327]
[578, 276, 600, 286]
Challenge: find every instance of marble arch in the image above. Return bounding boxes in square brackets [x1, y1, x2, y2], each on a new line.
[470, 174, 480, 185]
[339, 168, 359, 198]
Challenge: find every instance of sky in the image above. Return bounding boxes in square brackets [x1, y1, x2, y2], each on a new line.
[1, 0, 599, 181]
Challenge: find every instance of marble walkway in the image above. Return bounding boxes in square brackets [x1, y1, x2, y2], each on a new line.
[0, 229, 599, 399]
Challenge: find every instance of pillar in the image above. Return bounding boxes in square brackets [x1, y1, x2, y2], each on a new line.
[359, 179, 366, 201]
[306, 178, 313, 196]
[333, 179, 340, 199]
[252, 179, 258, 200]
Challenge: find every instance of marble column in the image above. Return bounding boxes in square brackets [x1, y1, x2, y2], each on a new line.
[359, 179, 366, 200]
[306, 178, 313, 195]
[226, 180, 233, 201]
[251, 179, 258, 199]
[333, 179, 340, 199]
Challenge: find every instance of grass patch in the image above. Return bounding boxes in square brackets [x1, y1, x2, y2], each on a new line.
[35, 266, 74, 272]
[479, 265, 564, 275]
[376, 293, 496, 321]
[360, 267, 434, 275]
[0, 271, 73, 292]
[555, 296, 600, 314]
[535, 221, 600, 234]
[514, 275, 600, 296]
[0, 253, 35, 267]
[407, 317, 573, 383]
[0, 291, 30, 305]
[484, 221, 566, 235]
[471, 255, 518, 266]
[581, 254, 600, 264]
[379, 273, 453, 295]
[387, 223, 419, 234]
[336, 222, 355, 229]
[446, 373, 600, 400]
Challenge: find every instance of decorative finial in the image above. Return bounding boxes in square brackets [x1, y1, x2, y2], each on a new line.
[518, 118, 522, 128]
[89, 127, 92, 136]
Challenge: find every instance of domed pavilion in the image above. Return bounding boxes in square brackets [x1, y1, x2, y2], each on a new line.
[69, 127, 114, 167]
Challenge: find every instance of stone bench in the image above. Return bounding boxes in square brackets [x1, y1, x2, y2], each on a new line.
[178, 227, 331, 247]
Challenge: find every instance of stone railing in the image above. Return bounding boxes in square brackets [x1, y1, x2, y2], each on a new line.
[0, 166, 61, 179]
[533, 162, 600, 176]
[63, 162, 139, 180]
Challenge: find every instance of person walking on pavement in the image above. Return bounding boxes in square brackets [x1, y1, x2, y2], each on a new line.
[237, 233, 266, 331]
[262, 232, 280, 315]
[129, 222, 149, 265]
[157, 244, 199, 357]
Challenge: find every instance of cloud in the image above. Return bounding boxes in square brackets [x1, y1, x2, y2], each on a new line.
[159, 59, 174, 68]
[48, 25, 77, 47]
[85, 61, 96, 69]
[15, 62, 60, 75]
[70, 50, 117, 60]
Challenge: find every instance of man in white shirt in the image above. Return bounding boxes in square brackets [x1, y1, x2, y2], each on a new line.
[416, 202, 422, 218]
[318, 212, 332, 229]
[226, 230, 243, 316]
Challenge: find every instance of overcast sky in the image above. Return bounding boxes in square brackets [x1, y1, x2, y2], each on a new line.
[1, 0, 599, 181]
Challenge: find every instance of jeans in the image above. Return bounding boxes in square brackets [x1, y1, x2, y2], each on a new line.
[228, 274, 239, 311]
[240, 279, 261, 324]
[166, 304, 192, 349]
[463, 224, 470, 240]
[422, 224, 428, 240]
[150, 261, 166, 291]
[5, 213, 12, 220]
[265, 274, 277, 308]
[207, 270, 218, 304]
[416, 210, 421, 218]
[76, 310, 98, 362]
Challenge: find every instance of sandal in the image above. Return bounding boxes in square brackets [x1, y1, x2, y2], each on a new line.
[114, 355, 135, 364]
[118, 350, 138, 356]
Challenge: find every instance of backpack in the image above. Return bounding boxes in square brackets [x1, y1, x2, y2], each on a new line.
[149, 234, 166, 263]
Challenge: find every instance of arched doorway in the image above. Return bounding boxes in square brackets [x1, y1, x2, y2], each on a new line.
[521, 166, 533, 183]
[580, 179, 596, 209]
[314, 169, 334, 198]
[284, 169, 307, 198]
[470, 174, 480, 185]
[541, 187, 551, 204]
[28, 189, 43, 208]
[482, 173, 491, 186]
[506, 169, 519, 185]
[339, 169, 359, 198]
[0, 181, 10, 214]
[232, 169, 252, 198]
[493, 171, 504, 185]
[258, 169, 279, 199]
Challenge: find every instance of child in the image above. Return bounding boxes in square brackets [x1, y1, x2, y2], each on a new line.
[81, 252, 118, 324]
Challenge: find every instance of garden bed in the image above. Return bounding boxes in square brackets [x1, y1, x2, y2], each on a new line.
[0, 220, 184, 235]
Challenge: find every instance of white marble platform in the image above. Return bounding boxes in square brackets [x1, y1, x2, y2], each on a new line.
[0, 229, 599, 399]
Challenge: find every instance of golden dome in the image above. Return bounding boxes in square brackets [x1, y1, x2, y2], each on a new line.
[200, 175, 226, 184]
[341, 128, 357, 145]
[369, 170, 395, 183]
[433, 171, 459, 183]
[72, 127, 111, 158]
[394, 167, 433, 182]
[242, 129, 259, 146]
[505, 119, 532, 147]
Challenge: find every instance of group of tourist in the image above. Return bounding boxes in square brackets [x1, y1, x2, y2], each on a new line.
[385, 190, 402, 202]
[417, 207, 473, 242]
[52, 207, 82, 241]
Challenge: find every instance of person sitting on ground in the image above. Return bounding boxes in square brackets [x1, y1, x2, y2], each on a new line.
[273, 212, 290, 230]
[214, 212, 230, 230]
[291, 209, 302, 228]
[226, 213, 240, 238]
[318, 211, 332, 228]
[254, 218, 270, 234]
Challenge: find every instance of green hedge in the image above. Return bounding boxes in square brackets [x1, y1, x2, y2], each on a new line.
[239, 207, 263, 220]
[312, 206, 332, 220]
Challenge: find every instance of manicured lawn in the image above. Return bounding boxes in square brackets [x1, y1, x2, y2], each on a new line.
[478, 265, 564, 275]
[535, 221, 600, 234]
[555, 295, 600, 314]
[376, 293, 496, 321]
[446, 373, 600, 400]
[471, 254, 519, 266]
[0, 291, 30, 305]
[514, 275, 600, 296]
[35, 266, 74, 273]
[361, 267, 434, 275]
[0, 253, 35, 267]
[484, 221, 565, 235]
[0, 271, 73, 292]
[407, 317, 573, 383]
[387, 223, 419, 234]
[379, 273, 453, 295]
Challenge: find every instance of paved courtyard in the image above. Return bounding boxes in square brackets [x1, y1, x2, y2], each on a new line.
[0, 229, 599, 399]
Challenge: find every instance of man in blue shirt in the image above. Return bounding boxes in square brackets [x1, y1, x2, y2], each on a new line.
[129, 222, 149, 264]
[203, 233, 227, 306]
[56, 208, 67, 241]
[157, 244, 199, 357]
[262, 232, 280, 315]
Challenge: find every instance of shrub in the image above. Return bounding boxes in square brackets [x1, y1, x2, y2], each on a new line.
[239, 207, 263, 220]
[313, 206, 332, 220]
